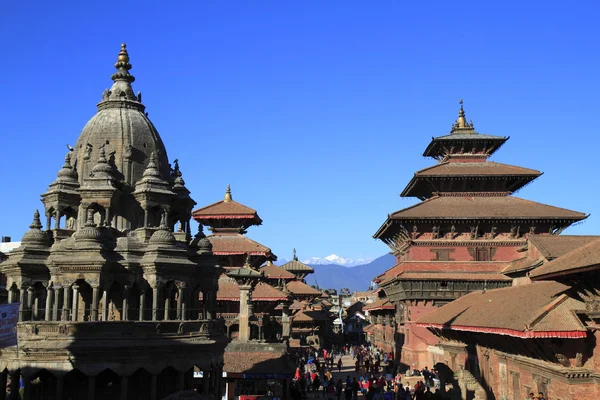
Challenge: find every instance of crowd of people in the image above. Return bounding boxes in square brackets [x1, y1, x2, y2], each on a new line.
[290, 344, 444, 400]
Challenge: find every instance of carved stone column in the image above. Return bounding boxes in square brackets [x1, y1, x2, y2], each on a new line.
[8, 370, 19, 399]
[62, 285, 71, 321]
[238, 284, 252, 342]
[150, 374, 157, 400]
[55, 375, 64, 400]
[202, 370, 209, 395]
[71, 283, 79, 322]
[120, 376, 128, 400]
[152, 286, 159, 321]
[139, 290, 146, 321]
[22, 372, 32, 400]
[177, 371, 185, 392]
[281, 302, 291, 339]
[164, 293, 171, 321]
[27, 287, 34, 321]
[177, 285, 185, 321]
[101, 290, 108, 321]
[45, 286, 53, 322]
[7, 287, 14, 304]
[91, 286, 100, 321]
[122, 285, 130, 321]
[19, 288, 27, 322]
[88, 375, 96, 400]
[52, 286, 61, 321]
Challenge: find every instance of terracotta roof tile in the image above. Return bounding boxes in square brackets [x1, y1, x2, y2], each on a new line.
[502, 257, 544, 274]
[224, 350, 295, 374]
[363, 298, 395, 311]
[388, 196, 588, 221]
[293, 310, 331, 322]
[259, 262, 296, 279]
[414, 161, 542, 177]
[416, 281, 586, 338]
[528, 235, 600, 260]
[530, 239, 600, 279]
[214, 276, 288, 301]
[286, 280, 322, 295]
[280, 260, 314, 272]
[192, 199, 260, 220]
[208, 233, 275, 258]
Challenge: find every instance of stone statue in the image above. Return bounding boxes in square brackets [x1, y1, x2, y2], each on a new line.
[454, 369, 487, 400]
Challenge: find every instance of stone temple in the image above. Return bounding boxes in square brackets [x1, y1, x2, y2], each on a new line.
[0, 44, 227, 399]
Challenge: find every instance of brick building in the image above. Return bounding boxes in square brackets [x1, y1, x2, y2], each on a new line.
[372, 100, 587, 369]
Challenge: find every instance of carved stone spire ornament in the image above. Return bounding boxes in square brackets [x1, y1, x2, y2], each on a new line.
[224, 184, 232, 202]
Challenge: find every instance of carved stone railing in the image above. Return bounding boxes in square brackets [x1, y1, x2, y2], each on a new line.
[17, 319, 225, 341]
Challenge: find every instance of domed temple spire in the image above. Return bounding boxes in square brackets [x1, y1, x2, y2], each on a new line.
[451, 98, 475, 133]
[30, 210, 42, 230]
[111, 43, 135, 83]
[224, 184, 232, 202]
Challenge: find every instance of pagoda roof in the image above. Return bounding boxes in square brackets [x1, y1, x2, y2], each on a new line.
[213, 275, 289, 301]
[395, 271, 510, 282]
[259, 262, 296, 279]
[375, 196, 587, 240]
[208, 233, 276, 259]
[192, 199, 262, 223]
[293, 309, 331, 322]
[286, 280, 322, 296]
[401, 161, 542, 198]
[416, 281, 587, 339]
[423, 132, 508, 159]
[280, 259, 314, 273]
[363, 298, 395, 311]
[501, 257, 544, 275]
[528, 235, 600, 261]
[530, 238, 600, 280]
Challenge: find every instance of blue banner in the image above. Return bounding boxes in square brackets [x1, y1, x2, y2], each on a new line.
[0, 303, 19, 348]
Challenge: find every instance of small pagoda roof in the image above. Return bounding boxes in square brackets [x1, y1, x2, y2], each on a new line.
[530, 239, 600, 280]
[401, 161, 542, 198]
[192, 185, 262, 226]
[363, 298, 395, 311]
[280, 259, 314, 273]
[293, 309, 331, 322]
[226, 266, 262, 279]
[213, 276, 289, 301]
[286, 280, 322, 296]
[501, 257, 544, 275]
[208, 233, 276, 259]
[259, 262, 296, 279]
[528, 235, 600, 261]
[375, 196, 588, 240]
[416, 281, 586, 339]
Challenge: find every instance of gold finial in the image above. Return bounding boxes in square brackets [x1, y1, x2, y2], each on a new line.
[118, 43, 129, 63]
[224, 184, 232, 202]
[457, 98, 466, 128]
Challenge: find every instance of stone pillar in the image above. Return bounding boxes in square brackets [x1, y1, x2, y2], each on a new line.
[52, 286, 61, 321]
[7, 287, 14, 304]
[215, 365, 223, 399]
[144, 209, 149, 228]
[71, 283, 79, 322]
[177, 286, 184, 320]
[152, 286, 159, 321]
[150, 374, 157, 400]
[19, 289, 26, 322]
[62, 286, 71, 321]
[0, 369, 7, 400]
[27, 287, 34, 321]
[32, 296, 39, 321]
[282, 302, 291, 339]
[22, 372, 32, 400]
[101, 290, 108, 321]
[55, 375, 64, 400]
[8, 371, 19, 399]
[88, 375, 96, 400]
[177, 371, 185, 392]
[238, 285, 251, 342]
[139, 290, 146, 321]
[55, 211, 62, 229]
[45, 286, 53, 321]
[202, 370, 209, 395]
[164, 294, 171, 321]
[91, 286, 100, 321]
[122, 285, 130, 321]
[120, 376, 128, 400]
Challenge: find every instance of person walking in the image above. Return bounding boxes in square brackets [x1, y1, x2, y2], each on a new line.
[338, 358, 343, 373]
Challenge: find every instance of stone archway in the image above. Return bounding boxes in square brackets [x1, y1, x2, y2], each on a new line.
[129, 368, 152, 400]
[157, 367, 178, 399]
[62, 369, 88, 400]
[95, 368, 121, 400]
[29, 369, 57, 400]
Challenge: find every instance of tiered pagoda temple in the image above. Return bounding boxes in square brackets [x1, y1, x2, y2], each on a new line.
[372, 100, 587, 369]
[0, 44, 227, 400]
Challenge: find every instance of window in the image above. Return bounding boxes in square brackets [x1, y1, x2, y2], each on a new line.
[431, 249, 453, 261]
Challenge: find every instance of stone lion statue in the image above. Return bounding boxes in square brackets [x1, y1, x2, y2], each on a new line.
[454, 369, 487, 400]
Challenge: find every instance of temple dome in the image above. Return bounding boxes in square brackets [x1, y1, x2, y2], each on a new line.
[70, 44, 170, 187]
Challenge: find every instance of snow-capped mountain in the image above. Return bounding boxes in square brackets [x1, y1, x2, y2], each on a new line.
[301, 254, 374, 267]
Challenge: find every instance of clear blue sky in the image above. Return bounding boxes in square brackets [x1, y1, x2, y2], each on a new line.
[1, 1, 599, 260]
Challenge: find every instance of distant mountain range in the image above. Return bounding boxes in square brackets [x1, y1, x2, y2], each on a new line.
[300, 254, 396, 293]
[278, 254, 374, 267]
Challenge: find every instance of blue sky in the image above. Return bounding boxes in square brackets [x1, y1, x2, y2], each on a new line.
[1, 1, 599, 260]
